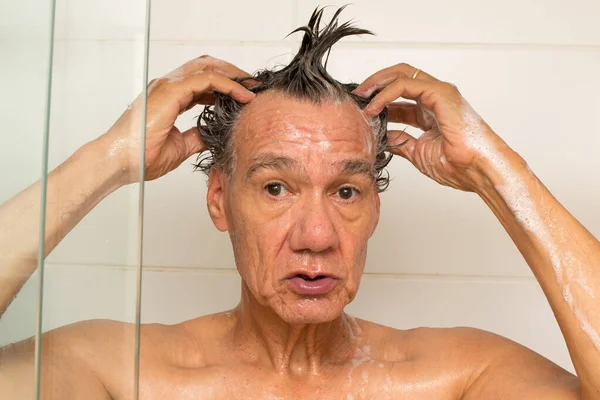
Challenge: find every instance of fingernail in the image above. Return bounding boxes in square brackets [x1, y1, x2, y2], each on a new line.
[353, 89, 369, 98]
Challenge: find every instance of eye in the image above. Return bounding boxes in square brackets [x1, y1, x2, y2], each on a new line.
[337, 186, 359, 201]
[265, 182, 288, 197]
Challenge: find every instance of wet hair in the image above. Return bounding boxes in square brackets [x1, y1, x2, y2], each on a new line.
[195, 5, 394, 192]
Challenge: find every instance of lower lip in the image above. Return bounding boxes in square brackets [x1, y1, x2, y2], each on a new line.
[287, 276, 336, 295]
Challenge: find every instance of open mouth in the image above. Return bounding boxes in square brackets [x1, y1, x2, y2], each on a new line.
[296, 274, 327, 281]
[287, 274, 336, 295]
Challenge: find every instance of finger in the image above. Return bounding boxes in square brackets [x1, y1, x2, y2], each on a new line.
[171, 55, 252, 81]
[160, 71, 256, 114]
[181, 127, 206, 156]
[353, 63, 439, 97]
[183, 77, 261, 112]
[364, 78, 450, 117]
[197, 72, 256, 103]
[387, 129, 417, 163]
[386, 101, 435, 132]
[239, 78, 261, 89]
[182, 93, 216, 113]
[387, 101, 420, 127]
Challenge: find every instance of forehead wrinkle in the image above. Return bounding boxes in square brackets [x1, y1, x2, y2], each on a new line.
[239, 95, 371, 141]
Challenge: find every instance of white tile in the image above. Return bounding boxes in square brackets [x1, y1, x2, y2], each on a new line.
[44, 265, 140, 329]
[140, 268, 241, 324]
[46, 41, 147, 266]
[54, 0, 68, 40]
[0, 38, 52, 202]
[48, 40, 147, 164]
[0, 0, 57, 39]
[142, 166, 236, 269]
[64, 0, 147, 40]
[297, 0, 600, 45]
[147, 43, 294, 78]
[1, 266, 574, 373]
[150, 0, 293, 42]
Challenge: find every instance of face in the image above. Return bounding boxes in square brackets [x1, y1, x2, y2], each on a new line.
[207, 91, 380, 324]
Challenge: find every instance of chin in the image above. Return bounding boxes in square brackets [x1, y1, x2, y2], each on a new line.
[276, 297, 346, 325]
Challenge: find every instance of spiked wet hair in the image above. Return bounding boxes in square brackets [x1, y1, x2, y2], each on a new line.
[195, 6, 393, 192]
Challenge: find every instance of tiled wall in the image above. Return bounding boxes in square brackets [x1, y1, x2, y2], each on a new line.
[3, 0, 600, 375]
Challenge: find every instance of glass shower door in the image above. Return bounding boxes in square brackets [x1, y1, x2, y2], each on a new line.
[0, 0, 150, 398]
[0, 0, 57, 397]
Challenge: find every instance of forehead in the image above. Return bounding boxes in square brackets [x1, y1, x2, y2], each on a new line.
[233, 91, 375, 165]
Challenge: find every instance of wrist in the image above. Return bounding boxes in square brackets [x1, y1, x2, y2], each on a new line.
[77, 135, 131, 190]
[470, 133, 529, 194]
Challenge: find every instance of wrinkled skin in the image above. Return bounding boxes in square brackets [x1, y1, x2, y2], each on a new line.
[207, 91, 379, 325]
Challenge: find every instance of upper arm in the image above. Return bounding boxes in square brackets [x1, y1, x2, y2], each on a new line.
[0, 320, 123, 400]
[0, 337, 37, 399]
[460, 328, 580, 400]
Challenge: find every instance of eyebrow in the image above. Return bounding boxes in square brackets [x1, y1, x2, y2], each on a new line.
[245, 154, 301, 180]
[245, 153, 375, 182]
[334, 159, 376, 182]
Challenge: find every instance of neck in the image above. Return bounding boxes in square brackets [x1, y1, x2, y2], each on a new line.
[232, 282, 362, 376]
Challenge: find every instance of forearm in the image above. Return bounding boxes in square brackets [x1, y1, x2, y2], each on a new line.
[476, 149, 600, 397]
[0, 137, 125, 318]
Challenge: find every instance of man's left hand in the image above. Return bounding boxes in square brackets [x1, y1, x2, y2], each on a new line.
[353, 63, 515, 193]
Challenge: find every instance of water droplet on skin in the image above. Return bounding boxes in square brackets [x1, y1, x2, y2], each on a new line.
[461, 101, 600, 350]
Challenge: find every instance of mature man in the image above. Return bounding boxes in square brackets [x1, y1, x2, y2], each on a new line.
[1, 7, 599, 399]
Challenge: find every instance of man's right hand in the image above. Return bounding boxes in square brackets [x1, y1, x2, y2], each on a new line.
[97, 55, 255, 184]
[0, 55, 253, 321]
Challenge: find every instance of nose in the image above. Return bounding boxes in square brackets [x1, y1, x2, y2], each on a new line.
[289, 193, 339, 253]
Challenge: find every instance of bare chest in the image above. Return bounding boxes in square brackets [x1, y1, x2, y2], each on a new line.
[135, 359, 464, 400]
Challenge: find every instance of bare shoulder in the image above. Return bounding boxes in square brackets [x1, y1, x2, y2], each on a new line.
[353, 320, 492, 375]
[0, 314, 231, 400]
[139, 310, 236, 368]
[0, 319, 130, 400]
[443, 327, 580, 399]
[398, 323, 579, 399]
[354, 320, 579, 399]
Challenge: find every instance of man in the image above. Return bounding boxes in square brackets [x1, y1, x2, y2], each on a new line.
[0, 6, 598, 399]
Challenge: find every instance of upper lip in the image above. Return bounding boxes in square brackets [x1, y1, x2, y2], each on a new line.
[284, 270, 339, 280]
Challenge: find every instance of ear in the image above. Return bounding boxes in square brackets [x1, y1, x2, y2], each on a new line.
[207, 168, 229, 232]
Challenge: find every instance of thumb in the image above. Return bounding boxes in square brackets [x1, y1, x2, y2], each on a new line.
[388, 129, 417, 163]
[181, 127, 207, 157]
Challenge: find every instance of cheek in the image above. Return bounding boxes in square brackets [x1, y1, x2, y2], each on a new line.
[338, 205, 375, 289]
[344, 245, 367, 290]
[227, 194, 293, 295]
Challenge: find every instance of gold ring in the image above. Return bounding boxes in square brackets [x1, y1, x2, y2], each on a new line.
[411, 68, 421, 79]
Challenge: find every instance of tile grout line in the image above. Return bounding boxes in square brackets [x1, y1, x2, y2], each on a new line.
[44, 262, 537, 283]
[47, 37, 600, 51]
